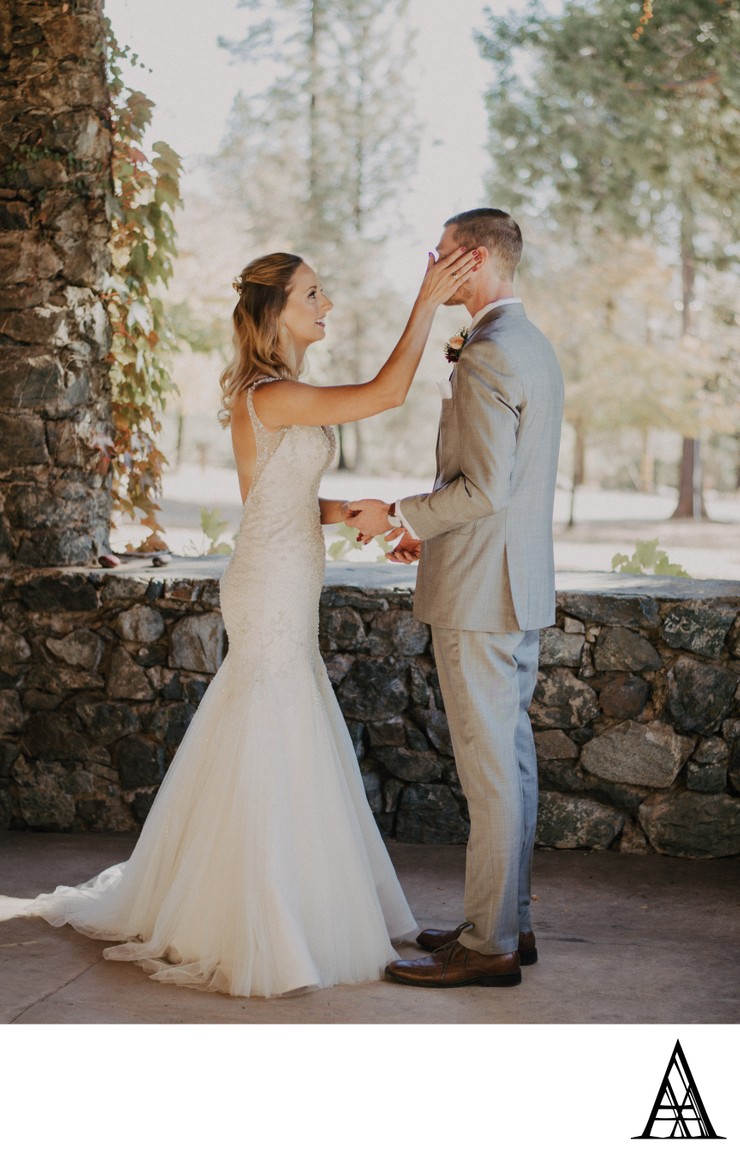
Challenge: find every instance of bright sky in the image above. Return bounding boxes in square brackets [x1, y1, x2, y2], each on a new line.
[104, 0, 535, 287]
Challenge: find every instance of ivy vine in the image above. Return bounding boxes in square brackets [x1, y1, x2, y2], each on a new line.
[101, 20, 182, 551]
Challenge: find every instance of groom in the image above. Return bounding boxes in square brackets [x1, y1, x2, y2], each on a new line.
[345, 208, 564, 988]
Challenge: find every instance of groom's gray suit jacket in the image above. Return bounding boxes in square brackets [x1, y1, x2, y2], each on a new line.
[400, 303, 564, 633]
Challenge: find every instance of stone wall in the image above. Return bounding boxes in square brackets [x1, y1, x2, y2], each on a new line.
[1, 562, 739, 859]
[0, 0, 112, 566]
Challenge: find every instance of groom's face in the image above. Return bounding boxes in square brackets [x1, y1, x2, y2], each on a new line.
[437, 225, 473, 307]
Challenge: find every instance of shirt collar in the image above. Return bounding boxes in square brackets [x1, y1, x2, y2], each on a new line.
[469, 297, 521, 330]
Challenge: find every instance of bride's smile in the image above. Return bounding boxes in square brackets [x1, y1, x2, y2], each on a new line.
[281, 262, 333, 351]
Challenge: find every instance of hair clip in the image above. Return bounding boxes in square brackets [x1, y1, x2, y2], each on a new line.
[232, 273, 244, 294]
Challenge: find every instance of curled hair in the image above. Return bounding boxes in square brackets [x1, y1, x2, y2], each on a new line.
[218, 252, 304, 427]
[444, 208, 523, 279]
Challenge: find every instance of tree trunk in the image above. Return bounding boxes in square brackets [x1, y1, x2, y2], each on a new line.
[639, 428, 654, 494]
[672, 438, 704, 519]
[334, 422, 362, 471]
[174, 408, 185, 471]
[335, 424, 349, 470]
[671, 199, 707, 520]
[568, 422, 586, 528]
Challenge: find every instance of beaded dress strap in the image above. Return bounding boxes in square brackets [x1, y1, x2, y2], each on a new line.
[245, 377, 285, 482]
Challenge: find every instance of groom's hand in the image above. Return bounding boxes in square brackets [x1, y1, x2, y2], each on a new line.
[389, 533, 421, 564]
[345, 499, 391, 540]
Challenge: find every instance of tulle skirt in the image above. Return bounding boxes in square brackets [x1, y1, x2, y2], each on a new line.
[24, 651, 416, 997]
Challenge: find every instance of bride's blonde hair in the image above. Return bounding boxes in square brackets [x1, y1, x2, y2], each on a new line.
[218, 252, 304, 427]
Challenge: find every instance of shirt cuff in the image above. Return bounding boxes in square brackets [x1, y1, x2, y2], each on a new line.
[396, 501, 419, 540]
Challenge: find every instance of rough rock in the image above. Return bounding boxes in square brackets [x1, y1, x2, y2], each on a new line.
[557, 592, 660, 629]
[0, 622, 31, 665]
[0, 690, 24, 734]
[169, 613, 225, 674]
[26, 663, 102, 694]
[12, 757, 76, 830]
[395, 783, 469, 844]
[534, 730, 579, 760]
[360, 768, 383, 815]
[729, 744, 740, 796]
[337, 659, 408, 721]
[686, 760, 727, 794]
[323, 653, 353, 686]
[46, 628, 103, 670]
[412, 706, 453, 756]
[597, 674, 651, 719]
[530, 668, 600, 729]
[114, 734, 167, 790]
[661, 605, 736, 659]
[115, 605, 165, 644]
[144, 702, 196, 747]
[580, 720, 694, 788]
[539, 627, 584, 667]
[372, 747, 442, 783]
[76, 700, 139, 743]
[319, 606, 368, 653]
[19, 574, 98, 612]
[693, 737, 729, 766]
[535, 792, 624, 849]
[106, 647, 155, 701]
[369, 610, 429, 657]
[639, 792, 740, 858]
[367, 717, 405, 747]
[666, 656, 738, 735]
[345, 720, 365, 760]
[593, 626, 661, 672]
[23, 713, 108, 765]
[617, 820, 652, 854]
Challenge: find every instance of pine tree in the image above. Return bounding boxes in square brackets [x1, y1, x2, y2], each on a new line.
[215, 0, 420, 469]
[477, 0, 740, 517]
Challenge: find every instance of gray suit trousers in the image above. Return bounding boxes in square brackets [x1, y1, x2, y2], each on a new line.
[431, 626, 540, 955]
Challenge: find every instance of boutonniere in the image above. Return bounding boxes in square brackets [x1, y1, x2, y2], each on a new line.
[444, 326, 469, 363]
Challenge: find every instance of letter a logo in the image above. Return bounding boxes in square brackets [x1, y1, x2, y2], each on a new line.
[633, 1039, 724, 1139]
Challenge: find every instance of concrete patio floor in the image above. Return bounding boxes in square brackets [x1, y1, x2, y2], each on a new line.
[1, 831, 738, 1025]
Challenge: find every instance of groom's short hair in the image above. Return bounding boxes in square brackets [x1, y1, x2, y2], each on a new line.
[445, 209, 523, 278]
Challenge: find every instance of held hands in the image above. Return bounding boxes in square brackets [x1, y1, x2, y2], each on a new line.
[417, 246, 482, 308]
[344, 500, 421, 564]
[344, 499, 392, 538]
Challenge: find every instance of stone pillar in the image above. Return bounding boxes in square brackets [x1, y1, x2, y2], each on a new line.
[0, 0, 113, 566]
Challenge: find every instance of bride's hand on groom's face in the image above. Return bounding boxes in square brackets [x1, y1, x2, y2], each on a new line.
[418, 246, 482, 307]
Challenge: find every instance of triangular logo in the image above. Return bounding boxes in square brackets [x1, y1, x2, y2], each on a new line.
[633, 1040, 724, 1139]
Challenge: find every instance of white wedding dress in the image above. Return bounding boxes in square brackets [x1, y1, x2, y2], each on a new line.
[23, 380, 416, 996]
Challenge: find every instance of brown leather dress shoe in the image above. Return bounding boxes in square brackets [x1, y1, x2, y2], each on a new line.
[416, 923, 538, 966]
[385, 942, 521, 988]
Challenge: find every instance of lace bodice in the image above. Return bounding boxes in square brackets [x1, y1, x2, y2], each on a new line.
[219, 379, 336, 663]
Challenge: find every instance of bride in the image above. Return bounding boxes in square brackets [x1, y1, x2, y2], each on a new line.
[18, 243, 479, 997]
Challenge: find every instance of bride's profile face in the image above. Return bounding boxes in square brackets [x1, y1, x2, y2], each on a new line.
[282, 263, 333, 349]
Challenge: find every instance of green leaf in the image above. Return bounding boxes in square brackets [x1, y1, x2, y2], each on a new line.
[200, 506, 229, 546]
[611, 538, 690, 577]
